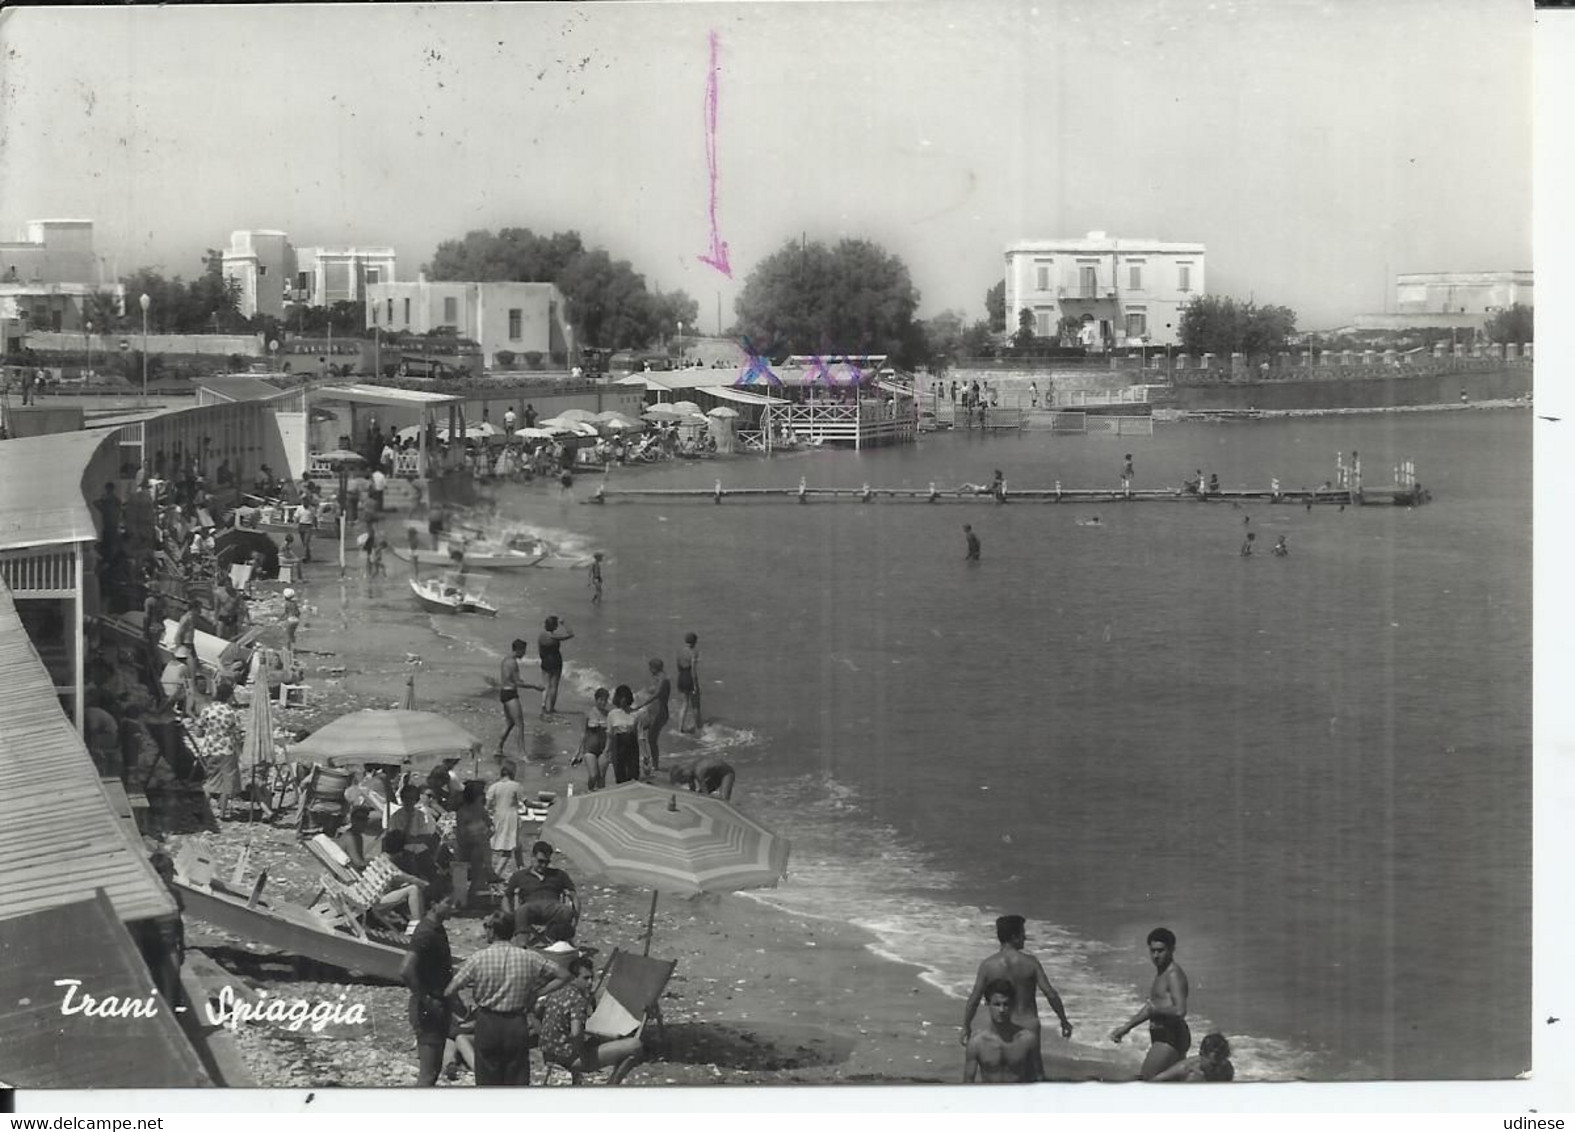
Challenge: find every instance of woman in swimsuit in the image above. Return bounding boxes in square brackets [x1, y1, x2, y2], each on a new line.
[606, 685, 640, 785]
[676, 632, 701, 734]
[574, 687, 611, 790]
[633, 658, 672, 778]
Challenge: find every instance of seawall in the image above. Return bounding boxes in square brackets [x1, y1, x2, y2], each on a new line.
[1157, 366, 1532, 412]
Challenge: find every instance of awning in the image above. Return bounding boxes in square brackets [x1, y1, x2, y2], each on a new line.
[0, 891, 213, 1087]
[613, 375, 676, 391]
[315, 383, 462, 408]
[698, 386, 789, 407]
[875, 379, 915, 397]
[0, 578, 178, 925]
[0, 429, 115, 552]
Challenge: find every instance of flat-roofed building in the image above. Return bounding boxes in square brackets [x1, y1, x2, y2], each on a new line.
[0, 220, 124, 351]
[1004, 231, 1205, 349]
[220, 229, 296, 320]
[290, 245, 397, 307]
[366, 277, 573, 370]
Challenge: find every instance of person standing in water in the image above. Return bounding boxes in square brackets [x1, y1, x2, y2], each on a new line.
[497, 639, 542, 761]
[963, 524, 981, 561]
[1240, 532, 1256, 556]
[1110, 926, 1192, 1079]
[588, 552, 604, 605]
[961, 914, 1073, 1082]
[537, 615, 574, 717]
[1272, 535, 1289, 557]
[677, 631, 702, 734]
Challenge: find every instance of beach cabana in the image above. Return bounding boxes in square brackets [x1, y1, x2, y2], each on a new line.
[308, 384, 464, 478]
[730, 354, 916, 449]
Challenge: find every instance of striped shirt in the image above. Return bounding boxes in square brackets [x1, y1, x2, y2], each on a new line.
[448, 941, 557, 1015]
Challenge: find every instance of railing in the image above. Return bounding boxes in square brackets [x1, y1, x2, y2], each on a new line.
[1086, 416, 1155, 437]
[1053, 387, 1150, 408]
[0, 546, 77, 596]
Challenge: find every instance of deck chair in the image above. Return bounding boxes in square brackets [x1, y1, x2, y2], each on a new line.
[314, 854, 419, 939]
[589, 948, 677, 1062]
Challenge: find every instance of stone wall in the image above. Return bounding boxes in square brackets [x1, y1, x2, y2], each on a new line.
[26, 331, 265, 357]
[1156, 366, 1532, 412]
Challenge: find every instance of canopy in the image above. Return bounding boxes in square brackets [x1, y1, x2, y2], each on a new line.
[290, 709, 480, 770]
[698, 385, 789, 407]
[397, 422, 496, 441]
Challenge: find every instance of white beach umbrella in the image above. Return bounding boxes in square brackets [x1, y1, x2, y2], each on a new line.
[515, 426, 559, 440]
[706, 406, 740, 419]
[556, 408, 599, 423]
[670, 400, 703, 416]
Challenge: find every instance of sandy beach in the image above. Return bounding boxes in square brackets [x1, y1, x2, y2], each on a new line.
[166, 513, 1130, 1088]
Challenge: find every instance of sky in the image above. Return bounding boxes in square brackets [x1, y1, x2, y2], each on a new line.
[0, 0, 1532, 333]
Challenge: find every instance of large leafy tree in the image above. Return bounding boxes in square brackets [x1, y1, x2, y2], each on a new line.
[1178, 295, 1297, 357]
[1484, 303, 1533, 344]
[120, 264, 243, 335]
[985, 280, 1006, 332]
[733, 237, 922, 365]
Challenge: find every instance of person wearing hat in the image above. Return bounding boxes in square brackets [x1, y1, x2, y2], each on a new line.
[505, 840, 579, 945]
[281, 588, 301, 654]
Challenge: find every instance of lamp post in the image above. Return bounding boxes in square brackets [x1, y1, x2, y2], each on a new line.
[677, 320, 684, 367]
[84, 320, 92, 381]
[138, 293, 150, 399]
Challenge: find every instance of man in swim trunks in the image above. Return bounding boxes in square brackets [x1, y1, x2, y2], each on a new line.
[669, 755, 735, 800]
[497, 639, 541, 761]
[537, 615, 574, 716]
[963, 524, 981, 561]
[1109, 926, 1191, 1079]
[964, 980, 1038, 1083]
[961, 914, 1073, 1082]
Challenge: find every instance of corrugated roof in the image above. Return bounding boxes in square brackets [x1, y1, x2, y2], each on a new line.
[0, 429, 114, 552]
[317, 383, 462, 406]
[0, 891, 212, 1088]
[0, 578, 177, 925]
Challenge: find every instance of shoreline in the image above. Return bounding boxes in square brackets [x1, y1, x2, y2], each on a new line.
[185, 530, 1132, 1086]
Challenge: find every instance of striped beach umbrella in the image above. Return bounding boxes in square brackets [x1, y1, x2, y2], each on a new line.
[542, 781, 790, 952]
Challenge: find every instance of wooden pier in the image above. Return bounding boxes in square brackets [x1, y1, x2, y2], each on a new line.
[587, 455, 1429, 507]
[588, 482, 1429, 507]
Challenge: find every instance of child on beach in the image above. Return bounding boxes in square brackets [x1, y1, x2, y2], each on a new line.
[281, 588, 301, 655]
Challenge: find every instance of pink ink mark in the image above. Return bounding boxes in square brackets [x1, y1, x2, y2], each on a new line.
[697, 31, 732, 278]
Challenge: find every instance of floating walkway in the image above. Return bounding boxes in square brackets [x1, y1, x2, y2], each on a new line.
[586, 455, 1429, 507]
[587, 482, 1429, 506]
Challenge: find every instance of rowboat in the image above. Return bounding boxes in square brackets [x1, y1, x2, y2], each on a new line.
[388, 538, 546, 570]
[173, 875, 410, 982]
[409, 574, 499, 616]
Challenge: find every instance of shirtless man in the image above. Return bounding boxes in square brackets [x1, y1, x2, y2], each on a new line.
[1109, 926, 1191, 1080]
[961, 915, 1073, 1082]
[964, 980, 1038, 1083]
[497, 639, 542, 761]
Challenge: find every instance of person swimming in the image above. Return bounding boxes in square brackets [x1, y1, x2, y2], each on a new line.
[1078, 515, 1103, 527]
[1272, 535, 1288, 557]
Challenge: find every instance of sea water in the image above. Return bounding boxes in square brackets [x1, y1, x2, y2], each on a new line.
[418, 410, 1531, 1082]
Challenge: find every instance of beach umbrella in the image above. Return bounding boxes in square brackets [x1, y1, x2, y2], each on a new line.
[556, 408, 599, 423]
[705, 406, 740, 419]
[290, 708, 480, 772]
[542, 781, 790, 954]
[316, 449, 367, 465]
[600, 418, 644, 434]
[642, 405, 683, 421]
[669, 400, 703, 416]
[515, 426, 559, 440]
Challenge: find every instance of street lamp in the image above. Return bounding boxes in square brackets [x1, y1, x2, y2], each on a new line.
[84, 320, 92, 382]
[677, 321, 684, 367]
[139, 293, 151, 399]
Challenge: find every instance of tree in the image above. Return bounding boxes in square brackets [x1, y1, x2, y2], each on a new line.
[985, 280, 1006, 333]
[1178, 296, 1298, 357]
[426, 228, 586, 283]
[649, 288, 701, 338]
[1013, 307, 1036, 350]
[733, 237, 922, 365]
[1485, 303, 1533, 344]
[921, 309, 967, 374]
[83, 290, 124, 333]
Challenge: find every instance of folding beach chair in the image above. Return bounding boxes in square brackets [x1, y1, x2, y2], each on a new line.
[314, 855, 411, 939]
[589, 948, 677, 1060]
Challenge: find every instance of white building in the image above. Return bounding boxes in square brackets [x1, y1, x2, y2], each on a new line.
[366, 277, 572, 370]
[1003, 231, 1205, 349]
[0, 220, 124, 352]
[220, 230, 296, 320]
[1394, 270, 1532, 315]
[290, 246, 397, 308]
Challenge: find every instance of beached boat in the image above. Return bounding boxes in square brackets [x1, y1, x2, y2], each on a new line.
[173, 876, 410, 981]
[409, 574, 498, 616]
[387, 539, 545, 570]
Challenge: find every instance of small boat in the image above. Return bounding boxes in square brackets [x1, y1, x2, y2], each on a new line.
[173, 875, 410, 982]
[388, 539, 545, 570]
[409, 574, 498, 616]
